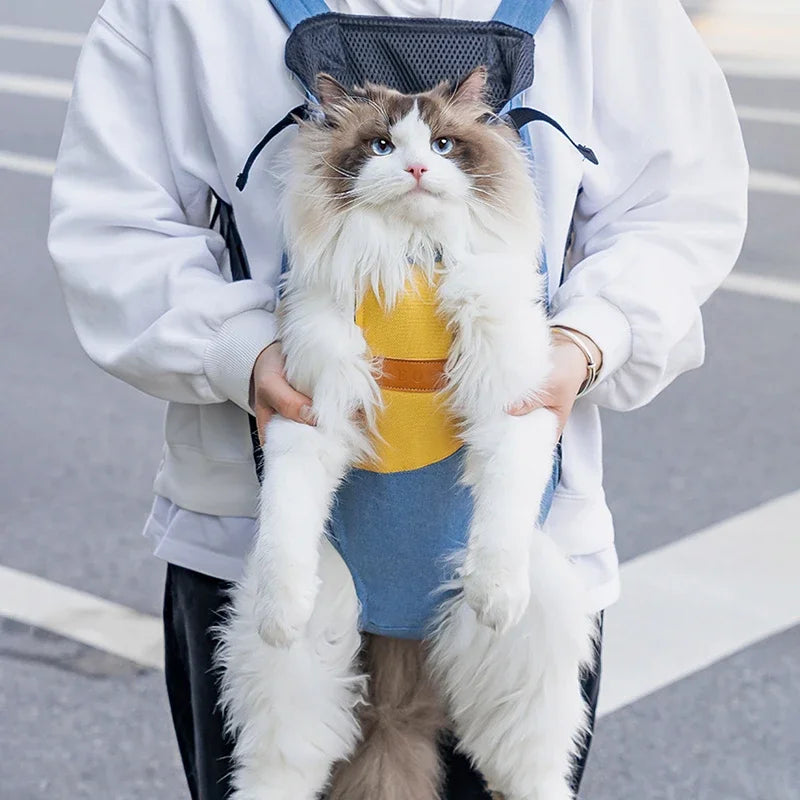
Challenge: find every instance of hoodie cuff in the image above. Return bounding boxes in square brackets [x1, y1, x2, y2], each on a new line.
[549, 296, 632, 390]
[204, 309, 278, 413]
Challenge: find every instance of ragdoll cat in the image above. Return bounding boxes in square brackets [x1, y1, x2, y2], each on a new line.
[218, 68, 594, 800]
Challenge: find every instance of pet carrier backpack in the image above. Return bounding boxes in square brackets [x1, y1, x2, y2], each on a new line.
[216, 0, 597, 638]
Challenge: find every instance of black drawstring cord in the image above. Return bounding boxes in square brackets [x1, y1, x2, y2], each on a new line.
[237, 103, 594, 192]
[503, 107, 599, 165]
[235, 104, 310, 191]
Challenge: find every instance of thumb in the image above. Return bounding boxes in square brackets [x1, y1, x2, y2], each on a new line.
[262, 376, 315, 426]
[507, 397, 540, 416]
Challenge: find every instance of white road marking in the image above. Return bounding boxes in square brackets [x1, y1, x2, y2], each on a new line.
[718, 58, 800, 80]
[693, 2, 800, 66]
[0, 150, 56, 177]
[598, 489, 800, 717]
[749, 169, 800, 197]
[5, 144, 799, 206]
[0, 72, 72, 101]
[737, 106, 800, 127]
[721, 271, 800, 304]
[0, 24, 85, 47]
[2, 490, 799, 713]
[0, 564, 163, 670]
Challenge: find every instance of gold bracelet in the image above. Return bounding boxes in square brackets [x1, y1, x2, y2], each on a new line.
[550, 325, 600, 397]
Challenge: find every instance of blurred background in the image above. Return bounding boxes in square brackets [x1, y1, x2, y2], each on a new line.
[0, 0, 797, 798]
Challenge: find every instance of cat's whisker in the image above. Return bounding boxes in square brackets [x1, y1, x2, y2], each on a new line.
[468, 187, 502, 203]
[466, 194, 511, 218]
[437, 83, 462, 115]
[466, 197, 505, 216]
[294, 174, 357, 181]
[292, 190, 358, 201]
[321, 156, 359, 179]
[340, 178, 406, 205]
[291, 182, 363, 198]
[361, 96, 390, 123]
[467, 187, 502, 202]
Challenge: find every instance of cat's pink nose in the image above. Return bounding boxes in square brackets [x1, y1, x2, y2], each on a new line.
[406, 164, 428, 182]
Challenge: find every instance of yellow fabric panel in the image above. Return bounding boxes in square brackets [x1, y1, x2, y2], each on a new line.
[355, 270, 453, 360]
[360, 389, 462, 473]
[355, 268, 462, 474]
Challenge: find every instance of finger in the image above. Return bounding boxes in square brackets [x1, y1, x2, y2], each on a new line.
[507, 397, 540, 416]
[264, 379, 315, 425]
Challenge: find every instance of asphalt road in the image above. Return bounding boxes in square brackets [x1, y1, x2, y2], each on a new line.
[1, 1, 798, 799]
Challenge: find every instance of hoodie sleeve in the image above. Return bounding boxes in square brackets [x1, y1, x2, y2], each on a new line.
[48, 12, 277, 413]
[548, 0, 749, 412]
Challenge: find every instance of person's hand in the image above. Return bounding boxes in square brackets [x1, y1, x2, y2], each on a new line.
[508, 329, 602, 435]
[250, 341, 315, 445]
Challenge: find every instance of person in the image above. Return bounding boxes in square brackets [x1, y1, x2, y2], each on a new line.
[48, 0, 748, 797]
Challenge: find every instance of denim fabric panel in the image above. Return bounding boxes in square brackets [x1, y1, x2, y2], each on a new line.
[268, 0, 330, 31]
[328, 445, 561, 640]
[492, 0, 555, 36]
[542, 439, 562, 520]
[328, 448, 471, 639]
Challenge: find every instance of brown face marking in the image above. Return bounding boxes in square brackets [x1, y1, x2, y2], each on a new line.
[304, 69, 520, 210]
[306, 85, 412, 205]
[414, 84, 519, 200]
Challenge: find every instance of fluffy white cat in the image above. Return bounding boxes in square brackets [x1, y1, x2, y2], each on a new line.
[218, 68, 595, 800]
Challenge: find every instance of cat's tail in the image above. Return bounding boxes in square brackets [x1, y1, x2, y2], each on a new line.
[328, 635, 446, 800]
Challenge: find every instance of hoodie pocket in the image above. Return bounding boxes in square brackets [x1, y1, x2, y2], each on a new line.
[199, 402, 255, 463]
[165, 401, 253, 464]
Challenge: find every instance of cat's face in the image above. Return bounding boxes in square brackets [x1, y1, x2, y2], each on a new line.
[300, 68, 517, 225]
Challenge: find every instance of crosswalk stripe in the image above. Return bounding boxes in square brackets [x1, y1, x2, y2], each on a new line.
[0, 72, 72, 100]
[721, 271, 800, 304]
[3, 148, 798, 205]
[0, 24, 85, 47]
[0, 564, 163, 670]
[719, 58, 800, 79]
[749, 169, 800, 197]
[0, 150, 56, 177]
[737, 105, 800, 127]
[598, 489, 800, 716]
[2, 490, 799, 714]
[2, 20, 800, 79]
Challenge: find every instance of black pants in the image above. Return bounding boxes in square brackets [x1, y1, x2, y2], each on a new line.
[164, 563, 602, 800]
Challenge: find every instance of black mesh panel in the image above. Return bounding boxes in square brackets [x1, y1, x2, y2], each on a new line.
[285, 13, 535, 112]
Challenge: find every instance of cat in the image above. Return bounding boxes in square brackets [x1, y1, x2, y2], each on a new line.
[217, 67, 595, 800]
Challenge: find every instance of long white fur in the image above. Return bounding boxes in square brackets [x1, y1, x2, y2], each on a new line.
[428, 538, 597, 800]
[217, 540, 364, 799]
[219, 95, 594, 799]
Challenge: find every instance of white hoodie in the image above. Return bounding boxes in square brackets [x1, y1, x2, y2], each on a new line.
[48, 0, 748, 610]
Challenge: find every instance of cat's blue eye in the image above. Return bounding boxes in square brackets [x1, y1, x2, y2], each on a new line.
[370, 138, 395, 156]
[431, 137, 454, 155]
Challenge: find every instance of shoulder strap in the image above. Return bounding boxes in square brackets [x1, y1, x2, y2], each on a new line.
[211, 193, 265, 478]
[272, 0, 553, 35]
[268, 0, 331, 30]
[492, 0, 555, 36]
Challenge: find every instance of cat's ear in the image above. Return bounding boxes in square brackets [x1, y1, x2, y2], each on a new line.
[452, 66, 488, 104]
[315, 73, 351, 107]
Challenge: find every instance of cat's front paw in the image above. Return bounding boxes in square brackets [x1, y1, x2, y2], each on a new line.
[462, 552, 531, 635]
[252, 572, 319, 648]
